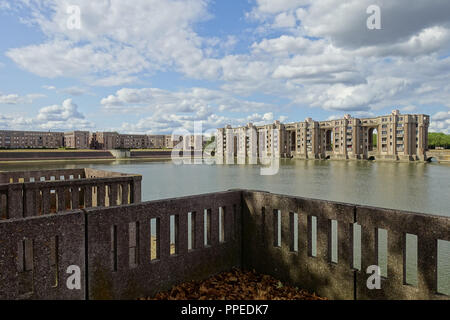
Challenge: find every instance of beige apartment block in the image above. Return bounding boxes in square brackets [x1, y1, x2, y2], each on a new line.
[92, 132, 121, 150]
[216, 110, 430, 162]
[64, 131, 90, 149]
[0, 130, 64, 149]
[148, 135, 165, 148]
[119, 134, 150, 149]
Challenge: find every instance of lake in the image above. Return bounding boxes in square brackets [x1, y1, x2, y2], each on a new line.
[2, 158, 449, 216]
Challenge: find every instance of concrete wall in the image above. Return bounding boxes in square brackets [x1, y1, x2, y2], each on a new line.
[0, 151, 114, 161]
[242, 191, 450, 300]
[0, 168, 141, 219]
[0, 188, 448, 300]
[85, 191, 242, 299]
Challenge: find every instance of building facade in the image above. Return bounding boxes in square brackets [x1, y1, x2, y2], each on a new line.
[0, 130, 64, 149]
[0, 130, 180, 150]
[64, 131, 90, 149]
[216, 110, 430, 162]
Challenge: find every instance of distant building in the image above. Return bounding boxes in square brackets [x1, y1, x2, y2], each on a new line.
[64, 131, 90, 149]
[216, 110, 430, 162]
[93, 132, 120, 150]
[148, 135, 165, 149]
[0, 129, 206, 150]
[0, 130, 64, 149]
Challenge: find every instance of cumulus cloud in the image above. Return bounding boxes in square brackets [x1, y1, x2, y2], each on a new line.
[5, 0, 227, 85]
[0, 99, 93, 131]
[101, 87, 274, 114]
[3, 0, 450, 131]
[0, 92, 45, 104]
[430, 111, 450, 134]
[101, 87, 288, 133]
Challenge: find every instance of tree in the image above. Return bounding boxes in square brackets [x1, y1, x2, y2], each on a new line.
[428, 132, 450, 149]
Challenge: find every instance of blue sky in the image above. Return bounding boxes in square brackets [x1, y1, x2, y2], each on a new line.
[0, 0, 450, 134]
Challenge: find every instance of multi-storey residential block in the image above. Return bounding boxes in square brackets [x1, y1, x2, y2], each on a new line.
[92, 132, 121, 150]
[119, 134, 150, 149]
[64, 131, 90, 149]
[0, 129, 185, 150]
[0, 130, 64, 149]
[216, 110, 430, 162]
[148, 135, 165, 148]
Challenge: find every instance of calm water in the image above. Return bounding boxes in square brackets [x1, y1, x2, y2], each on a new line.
[1, 159, 449, 294]
[3, 159, 449, 215]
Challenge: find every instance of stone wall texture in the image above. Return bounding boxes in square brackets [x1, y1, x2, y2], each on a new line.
[0, 188, 448, 300]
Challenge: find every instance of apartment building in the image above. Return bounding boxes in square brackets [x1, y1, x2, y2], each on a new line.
[0, 130, 64, 149]
[148, 135, 165, 149]
[91, 132, 121, 150]
[64, 131, 90, 149]
[216, 110, 430, 162]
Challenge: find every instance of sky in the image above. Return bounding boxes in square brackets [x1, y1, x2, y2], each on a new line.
[0, 0, 449, 134]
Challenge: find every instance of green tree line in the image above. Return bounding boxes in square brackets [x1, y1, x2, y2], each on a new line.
[428, 132, 450, 149]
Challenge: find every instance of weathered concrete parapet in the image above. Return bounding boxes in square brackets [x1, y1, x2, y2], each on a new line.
[0, 187, 448, 300]
[7, 184, 23, 219]
[355, 206, 450, 300]
[131, 176, 142, 203]
[0, 168, 142, 218]
[241, 190, 449, 300]
[0, 211, 86, 300]
[241, 190, 355, 300]
[85, 190, 242, 299]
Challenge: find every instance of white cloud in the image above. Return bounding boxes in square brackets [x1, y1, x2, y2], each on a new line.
[4, 0, 450, 125]
[401, 105, 417, 112]
[6, 0, 224, 85]
[430, 111, 450, 134]
[0, 92, 45, 104]
[0, 99, 93, 131]
[101, 87, 274, 114]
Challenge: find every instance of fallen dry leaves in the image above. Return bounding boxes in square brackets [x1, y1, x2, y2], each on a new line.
[145, 268, 326, 300]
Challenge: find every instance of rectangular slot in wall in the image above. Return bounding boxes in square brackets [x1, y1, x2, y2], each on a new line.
[110, 225, 118, 271]
[330, 220, 338, 264]
[377, 228, 388, 278]
[261, 207, 266, 242]
[352, 223, 362, 270]
[170, 215, 179, 255]
[308, 215, 317, 257]
[289, 212, 298, 252]
[232, 204, 237, 240]
[129, 221, 140, 267]
[273, 209, 281, 247]
[18, 239, 34, 295]
[404, 233, 418, 287]
[204, 209, 211, 247]
[150, 218, 160, 261]
[188, 212, 196, 250]
[219, 207, 225, 243]
[437, 240, 450, 295]
[0, 193, 7, 219]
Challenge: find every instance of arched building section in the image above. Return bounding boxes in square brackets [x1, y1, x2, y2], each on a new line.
[215, 110, 430, 162]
